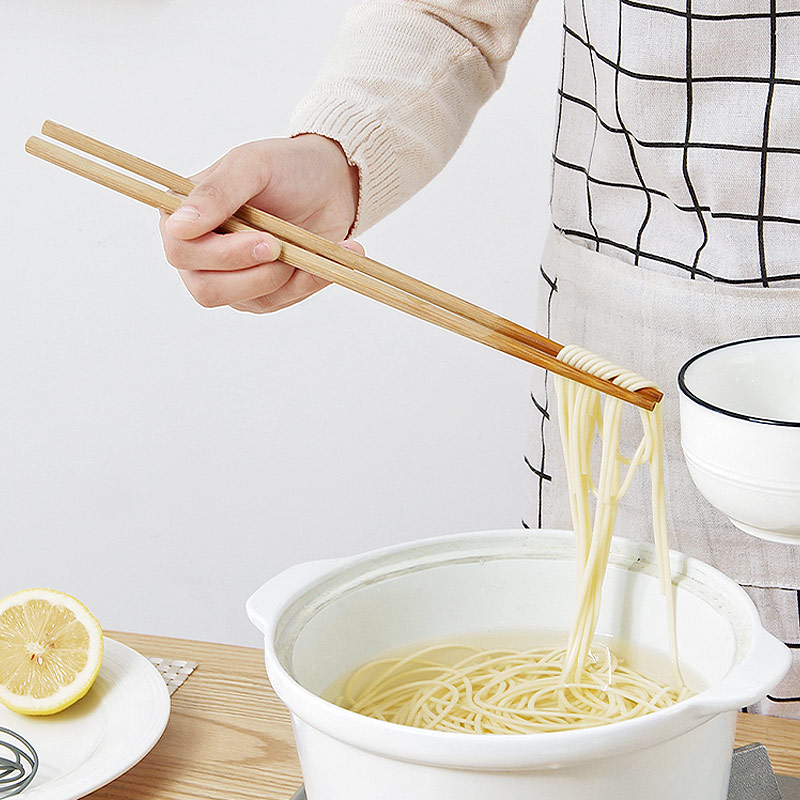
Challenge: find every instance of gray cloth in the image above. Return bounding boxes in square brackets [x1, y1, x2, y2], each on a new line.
[525, 228, 800, 713]
[728, 744, 781, 800]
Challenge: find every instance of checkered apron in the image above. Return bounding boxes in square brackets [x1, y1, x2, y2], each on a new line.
[525, 0, 800, 714]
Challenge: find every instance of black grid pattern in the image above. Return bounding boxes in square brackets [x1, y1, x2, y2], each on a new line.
[523, 265, 558, 530]
[550, 0, 800, 286]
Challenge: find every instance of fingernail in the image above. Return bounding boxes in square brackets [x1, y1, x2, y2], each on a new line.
[170, 205, 201, 223]
[253, 241, 277, 261]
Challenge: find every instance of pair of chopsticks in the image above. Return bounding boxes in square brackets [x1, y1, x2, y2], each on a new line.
[25, 121, 662, 411]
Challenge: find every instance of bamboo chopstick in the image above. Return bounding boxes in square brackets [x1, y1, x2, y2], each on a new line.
[26, 125, 662, 411]
[41, 121, 563, 358]
[43, 121, 662, 409]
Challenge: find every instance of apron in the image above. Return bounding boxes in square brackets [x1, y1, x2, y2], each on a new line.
[525, 228, 800, 715]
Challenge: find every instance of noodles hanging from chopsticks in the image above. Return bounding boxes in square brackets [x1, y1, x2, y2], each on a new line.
[335, 346, 687, 733]
[556, 345, 683, 688]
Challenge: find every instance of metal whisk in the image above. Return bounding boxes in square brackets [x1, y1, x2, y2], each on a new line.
[0, 727, 38, 798]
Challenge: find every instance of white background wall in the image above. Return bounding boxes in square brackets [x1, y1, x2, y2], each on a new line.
[1, 0, 561, 646]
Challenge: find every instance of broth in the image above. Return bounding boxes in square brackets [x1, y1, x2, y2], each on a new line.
[324, 630, 702, 734]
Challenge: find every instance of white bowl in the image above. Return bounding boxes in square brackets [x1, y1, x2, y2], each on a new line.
[678, 335, 800, 544]
[246, 529, 789, 800]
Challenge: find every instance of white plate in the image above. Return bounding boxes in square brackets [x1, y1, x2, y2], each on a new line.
[0, 638, 170, 799]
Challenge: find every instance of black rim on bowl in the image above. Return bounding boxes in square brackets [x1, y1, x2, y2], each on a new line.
[677, 335, 800, 429]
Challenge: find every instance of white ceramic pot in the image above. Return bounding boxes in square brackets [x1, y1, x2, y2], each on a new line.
[678, 335, 800, 544]
[247, 530, 789, 800]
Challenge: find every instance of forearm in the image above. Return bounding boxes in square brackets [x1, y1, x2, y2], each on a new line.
[289, 0, 539, 233]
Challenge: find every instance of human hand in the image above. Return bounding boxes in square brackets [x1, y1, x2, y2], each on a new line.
[159, 134, 360, 313]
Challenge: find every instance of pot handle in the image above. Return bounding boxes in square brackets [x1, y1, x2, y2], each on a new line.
[246, 556, 349, 635]
[689, 630, 791, 719]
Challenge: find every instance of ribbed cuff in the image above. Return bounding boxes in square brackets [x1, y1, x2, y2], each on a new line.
[289, 94, 404, 235]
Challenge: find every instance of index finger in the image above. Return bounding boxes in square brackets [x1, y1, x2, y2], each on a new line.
[165, 148, 269, 241]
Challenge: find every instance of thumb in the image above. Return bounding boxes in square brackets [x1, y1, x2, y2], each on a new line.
[338, 239, 365, 256]
[165, 146, 271, 241]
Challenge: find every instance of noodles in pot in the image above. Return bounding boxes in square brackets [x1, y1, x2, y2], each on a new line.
[335, 347, 689, 733]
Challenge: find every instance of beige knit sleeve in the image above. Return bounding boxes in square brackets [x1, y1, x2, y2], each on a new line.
[289, 0, 539, 233]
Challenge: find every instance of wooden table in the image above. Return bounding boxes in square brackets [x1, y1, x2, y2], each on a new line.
[87, 631, 800, 799]
[88, 632, 302, 800]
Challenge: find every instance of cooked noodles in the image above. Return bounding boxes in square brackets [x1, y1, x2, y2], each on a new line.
[555, 345, 683, 688]
[338, 641, 685, 733]
[335, 347, 688, 733]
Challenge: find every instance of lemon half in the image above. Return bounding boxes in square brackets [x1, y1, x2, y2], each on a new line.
[0, 588, 104, 715]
